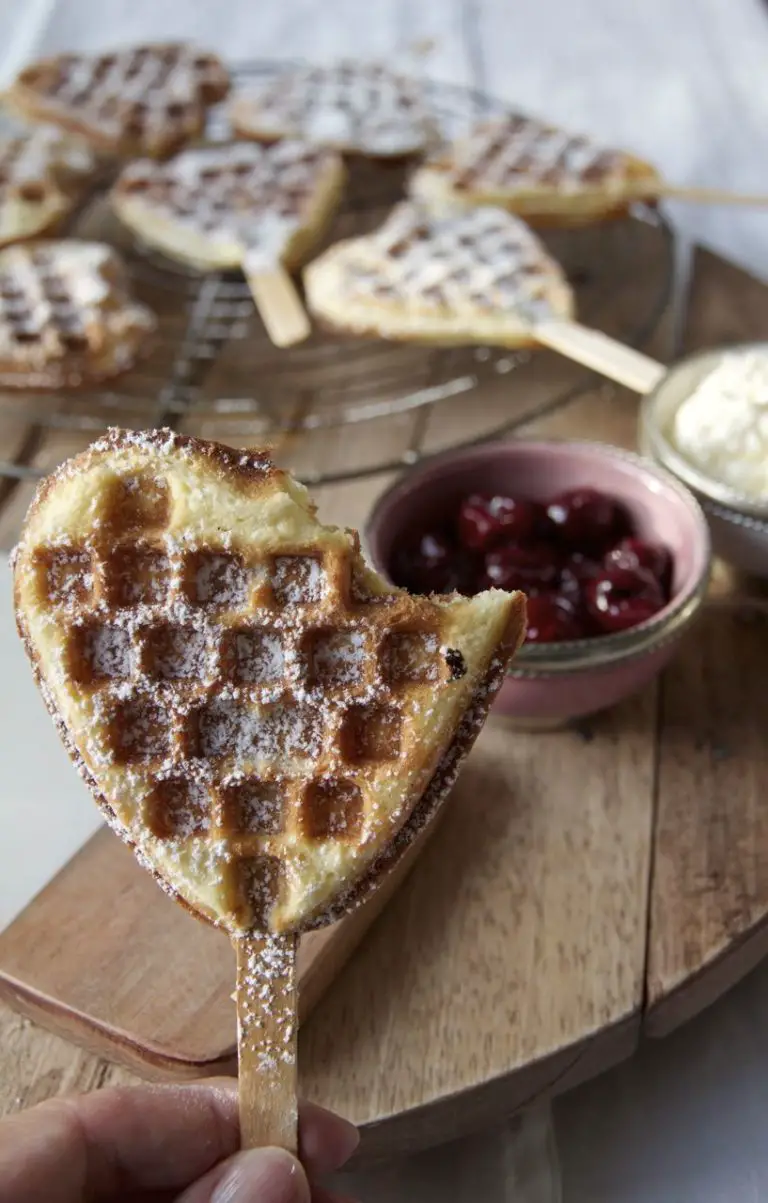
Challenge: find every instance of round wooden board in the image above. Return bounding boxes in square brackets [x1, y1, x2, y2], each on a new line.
[3, 241, 768, 1164]
[299, 242, 768, 1156]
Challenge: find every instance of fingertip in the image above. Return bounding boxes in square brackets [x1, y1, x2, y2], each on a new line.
[298, 1102, 359, 1175]
[181, 1146, 310, 1203]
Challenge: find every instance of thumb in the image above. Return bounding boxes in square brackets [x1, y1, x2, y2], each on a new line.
[178, 1146, 311, 1203]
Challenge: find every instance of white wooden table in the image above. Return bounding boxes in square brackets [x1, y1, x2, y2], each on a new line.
[3, 3, 768, 1200]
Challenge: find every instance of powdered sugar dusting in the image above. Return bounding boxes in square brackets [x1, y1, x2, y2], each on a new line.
[16, 43, 229, 158]
[438, 113, 626, 195]
[311, 629, 364, 686]
[232, 60, 432, 156]
[114, 140, 337, 268]
[84, 621, 133, 678]
[13, 426, 522, 942]
[327, 201, 566, 322]
[0, 241, 155, 384]
[235, 933, 296, 1076]
[272, 555, 325, 605]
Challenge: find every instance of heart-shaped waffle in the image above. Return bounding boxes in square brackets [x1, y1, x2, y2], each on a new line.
[7, 43, 230, 160]
[304, 200, 573, 347]
[0, 241, 155, 389]
[13, 429, 525, 937]
[229, 60, 435, 158]
[111, 141, 345, 273]
[0, 125, 96, 249]
[410, 113, 662, 225]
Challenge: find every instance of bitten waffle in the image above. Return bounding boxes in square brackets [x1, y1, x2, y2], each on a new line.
[410, 113, 662, 225]
[13, 429, 525, 935]
[6, 43, 230, 160]
[0, 126, 95, 249]
[0, 241, 155, 389]
[111, 141, 345, 273]
[229, 60, 434, 158]
[304, 201, 574, 347]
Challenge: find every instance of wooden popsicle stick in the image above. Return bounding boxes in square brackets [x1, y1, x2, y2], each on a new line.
[533, 319, 666, 395]
[639, 181, 768, 208]
[234, 932, 298, 1153]
[245, 264, 312, 349]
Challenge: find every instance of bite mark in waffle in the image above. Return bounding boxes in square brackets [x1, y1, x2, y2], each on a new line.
[13, 429, 525, 935]
[304, 201, 574, 348]
[410, 113, 662, 226]
[111, 141, 345, 273]
[6, 43, 230, 160]
[0, 241, 155, 389]
[0, 126, 96, 249]
[229, 60, 435, 159]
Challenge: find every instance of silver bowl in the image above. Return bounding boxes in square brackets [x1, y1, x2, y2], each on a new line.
[639, 342, 768, 577]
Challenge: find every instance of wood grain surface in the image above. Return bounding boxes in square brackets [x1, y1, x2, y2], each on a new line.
[645, 248, 768, 1036]
[236, 933, 299, 1153]
[0, 813, 441, 1076]
[3, 5, 768, 1200]
[3, 217, 768, 1177]
[0, 213, 675, 1164]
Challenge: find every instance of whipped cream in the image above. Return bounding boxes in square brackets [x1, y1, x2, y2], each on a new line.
[672, 351, 768, 500]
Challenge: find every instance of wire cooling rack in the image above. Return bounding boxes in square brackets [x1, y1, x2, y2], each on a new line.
[0, 62, 676, 487]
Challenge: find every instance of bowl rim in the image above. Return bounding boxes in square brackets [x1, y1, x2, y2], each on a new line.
[365, 437, 712, 675]
[640, 341, 768, 524]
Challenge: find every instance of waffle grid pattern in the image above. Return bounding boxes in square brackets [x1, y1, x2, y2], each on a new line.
[0, 136, 57, 210]
[0, 245, 93, 354]
[16, 44, 230, 157]
[0, 243, 155, 385]
[115, 142, 337, 239]
[232, 61, 429, 156]
[340, 202, 564, 316]
[31, 470, 453, 929]
[449, 115, 624, 191]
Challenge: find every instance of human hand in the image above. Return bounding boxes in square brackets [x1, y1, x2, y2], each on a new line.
[0, 1078, 359, 1202]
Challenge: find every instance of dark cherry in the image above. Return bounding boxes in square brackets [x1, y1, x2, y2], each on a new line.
[392, 530, 482, 596]
[443, 549, 484, 596]
[604, 538, 673, 599]
[546, 487, 631, 553]
[457, 493, 541, 551]
[557, 553, 603, 610]
[525, 594, 586, 643]
[391, 529, 452, 593]
[585, 565, 665, 634]
[483, 543, 560, 594]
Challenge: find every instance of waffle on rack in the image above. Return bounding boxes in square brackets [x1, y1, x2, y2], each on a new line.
[410, 113, 662, 225]
[0, 241, 155, 389]
[304, 200, 574, 347]
[13, 429, 525, 934]
[111, 141, 345, 273]
[6, 43, 231, 160]
[229, 60, 435, 159]
[0, 127, 95, 249]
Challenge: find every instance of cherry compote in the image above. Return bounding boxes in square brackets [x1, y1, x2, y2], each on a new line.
[388, 484, 673, 643]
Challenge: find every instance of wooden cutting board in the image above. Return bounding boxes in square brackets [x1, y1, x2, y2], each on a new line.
[0, 818, 438, 1076]
[2, 232, 768, 1162]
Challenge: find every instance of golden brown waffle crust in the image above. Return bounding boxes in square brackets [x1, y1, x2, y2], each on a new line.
[0, 240, 156, 390]
[303, 203, 575, 349]
[14, 429, 526, 934]
[410, 136, 662, 227]
[7, 44, 231, 160]
[228, 61, 436, 159]
[0, 129, 96, 250]
[110, 143, 346, 273]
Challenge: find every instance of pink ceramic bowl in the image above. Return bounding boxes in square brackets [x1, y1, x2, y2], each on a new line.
[366, 440, 711, 727]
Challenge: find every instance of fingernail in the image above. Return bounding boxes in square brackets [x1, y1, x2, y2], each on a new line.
[211, 1147, 309, 1203]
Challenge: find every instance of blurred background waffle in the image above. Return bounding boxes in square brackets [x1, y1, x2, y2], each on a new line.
[0, 63, 675, 535]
